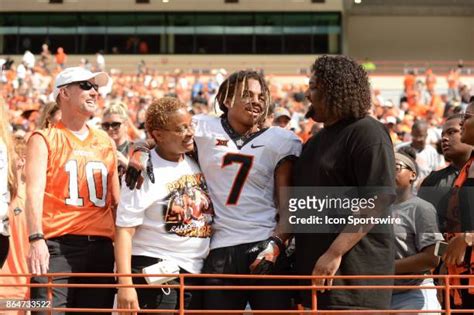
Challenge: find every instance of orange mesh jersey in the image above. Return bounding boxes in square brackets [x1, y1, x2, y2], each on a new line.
[32, 122, 117, 240]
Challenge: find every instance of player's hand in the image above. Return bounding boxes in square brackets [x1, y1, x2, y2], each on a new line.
[442, 234, 467, 266]
[28, 239, 50, 275]
[117, 151, 129, 178]
[125, 149, 153, 190]
[117, 287, 140, 315]
[312, 250, 342, 292]
[117, 151, 129, 169]
[246, 237, 285, 274]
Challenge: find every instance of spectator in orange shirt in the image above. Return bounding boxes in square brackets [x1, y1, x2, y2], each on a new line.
[139, 40, 149, 54]
[425, 68, 437, 94]
[404, 70, 416, 94]
[428, 92, 446, 120]
[26, 67, 120, 311]
[447, 68, 461, 101]
[55, 47, 67, 69]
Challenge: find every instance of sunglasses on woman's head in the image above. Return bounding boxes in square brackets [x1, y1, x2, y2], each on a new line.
[101, 122, 122, 131]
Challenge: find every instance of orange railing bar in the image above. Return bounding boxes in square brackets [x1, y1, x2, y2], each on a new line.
[2, 272, 470, 278]
[2, 273, 474, 314]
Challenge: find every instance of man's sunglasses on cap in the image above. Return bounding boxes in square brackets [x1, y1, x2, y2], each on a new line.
[101, 122, 122, 131]
[58, 81, 99, 91]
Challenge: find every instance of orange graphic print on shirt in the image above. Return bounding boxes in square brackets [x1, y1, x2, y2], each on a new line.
[164, 174, 214, 238]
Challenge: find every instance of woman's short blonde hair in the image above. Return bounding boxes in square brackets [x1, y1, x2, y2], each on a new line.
[145, 97, 187, 135]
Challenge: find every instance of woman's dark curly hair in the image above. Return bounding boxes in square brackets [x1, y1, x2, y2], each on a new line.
[215, 70, 271, 124]
[311, 55, 371, 120]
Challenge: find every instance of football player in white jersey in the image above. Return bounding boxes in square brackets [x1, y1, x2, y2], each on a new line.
[126, 70, 302, 312]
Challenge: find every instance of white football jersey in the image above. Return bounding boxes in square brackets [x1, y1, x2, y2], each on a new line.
[193, 115, 302, 249]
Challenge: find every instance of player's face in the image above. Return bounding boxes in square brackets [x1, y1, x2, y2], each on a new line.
[225, 78, 265, 133]
[441, 118, 471, 161]
[102, 113, 127, 145]
[158, 108, 195, 156]
[461, 104, 474, 146]
[64, 80, 99, 117]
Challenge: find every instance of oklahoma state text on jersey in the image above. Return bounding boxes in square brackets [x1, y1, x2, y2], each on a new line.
[32, 122, 117, 240]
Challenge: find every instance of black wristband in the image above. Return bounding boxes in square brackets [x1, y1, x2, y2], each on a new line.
[28, 233, 45, 242]
[132, 146, 150, 154]
[270, 236, 286, 252]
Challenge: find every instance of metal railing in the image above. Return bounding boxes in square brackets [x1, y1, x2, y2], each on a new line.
[1, 273, 474, 314]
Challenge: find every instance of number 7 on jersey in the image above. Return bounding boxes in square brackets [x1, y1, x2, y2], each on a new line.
[222, 153, 254, 205]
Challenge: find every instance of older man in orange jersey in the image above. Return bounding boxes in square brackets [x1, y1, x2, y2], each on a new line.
[25, 67, 120, 313]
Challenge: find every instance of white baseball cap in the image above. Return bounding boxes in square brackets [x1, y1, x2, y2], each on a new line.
[274, 107, 291, 120]
[52, 67, 110, 100]
[384, 116, 397, 125]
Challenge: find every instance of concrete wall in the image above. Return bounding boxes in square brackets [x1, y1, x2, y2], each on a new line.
[346, 16, 474, 60]
[0, 0, 343, 12]
[7, 54, 319, 75]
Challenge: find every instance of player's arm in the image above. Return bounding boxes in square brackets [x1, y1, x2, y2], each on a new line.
[273, 158, 295, 242]
[125, 139, 198, 190]
[248, 157, 296, 274]
[25, 134, 50, 275]
[124, 139, 155, 190]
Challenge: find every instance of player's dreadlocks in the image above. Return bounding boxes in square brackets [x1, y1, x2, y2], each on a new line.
[311, 55, 371, 120]
[215, 70, 271, 126]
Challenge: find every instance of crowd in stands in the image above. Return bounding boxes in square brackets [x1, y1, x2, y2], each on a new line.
[0, 47, 474, 314]
[1, 49, 472, 150]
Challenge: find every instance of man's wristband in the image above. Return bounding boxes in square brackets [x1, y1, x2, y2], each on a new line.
[28, 233, 45, 242]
